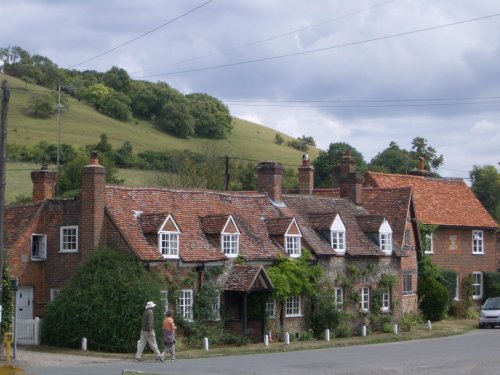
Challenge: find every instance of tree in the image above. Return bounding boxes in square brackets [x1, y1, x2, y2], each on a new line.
[369, 141, 416, 174]
[470, 165, 500, 223]
[103, 66, 131, 94]
[410, 137, 444, 171]
[27, 92, 56, 118]
[155, 94, 195, 138]
[313, 142, 367, 188]
[82, 83, 131, 121]
[275, 133, 284, 145]
[187, 93, 232, 139]
[41, 248, 164, 351]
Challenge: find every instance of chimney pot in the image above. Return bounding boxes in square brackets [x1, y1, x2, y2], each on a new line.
[90, 150, 99, 165]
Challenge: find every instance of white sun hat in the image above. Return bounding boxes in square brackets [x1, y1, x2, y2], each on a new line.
[145, 301, 156, 309]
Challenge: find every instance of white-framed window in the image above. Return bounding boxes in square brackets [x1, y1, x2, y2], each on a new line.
[266, 300, 276, 319]
[212, 294, 221, 321]
[403, 272, 413, 295]
[222, 234, 239, 257]
[472, 272, 483, 300]
[334, 287, 343, 308]
[31, 234, 47, 260]
[159, 232, 179, 258]
[60, 226, 78, 253]
[50, 289, 60, 301]
[381, 289, 390, 312]
[178, 289, 193, 321]
[359, 287, 370, 312]
[424, 233, 433, 254]
[330, 214, 346, 254]
[472, 230, 484, 254]
[379, 219, 392, 255]
[285, 295, 301, 317]
[160, 290, 169, 314]
[221, 216, 240, 258]
[158, 215, 181, 259]
[285, 235, 301, 258]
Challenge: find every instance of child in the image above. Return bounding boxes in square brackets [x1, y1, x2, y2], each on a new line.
[161, 310, 176, 361]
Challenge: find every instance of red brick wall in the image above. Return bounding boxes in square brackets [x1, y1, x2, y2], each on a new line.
[429, 227, 497, 301]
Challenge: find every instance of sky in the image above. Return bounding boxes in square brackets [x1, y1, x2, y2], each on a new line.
[1, 0, 500, 179]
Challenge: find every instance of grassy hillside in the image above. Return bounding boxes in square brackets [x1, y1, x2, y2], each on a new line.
[1, 73, 319, 164]
[2, 73, 320, 203]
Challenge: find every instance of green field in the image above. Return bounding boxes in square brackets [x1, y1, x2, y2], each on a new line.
[1, 73, 318, 165]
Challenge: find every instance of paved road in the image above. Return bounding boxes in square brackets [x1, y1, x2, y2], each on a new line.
[20, 329, 500, 375]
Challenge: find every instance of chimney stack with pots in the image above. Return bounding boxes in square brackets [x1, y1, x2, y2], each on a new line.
[339, 151, 364, 205]
[256, 161, 284, 203]
[31, 162, 57, 201]
[298, 153, 314, 195]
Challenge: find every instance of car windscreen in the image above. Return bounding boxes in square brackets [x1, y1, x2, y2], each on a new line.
[483, 299, 500, 310]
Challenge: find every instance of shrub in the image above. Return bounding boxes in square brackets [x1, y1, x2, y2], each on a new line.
[399, 311, 424, 332]
[41, 248, 164, 352]
[334, 324, 352, 338]
[484, 272, 500, 300]
[27, 92, 56, 118]
[418, 277, 449, 321]
[449, 300, 468, 318]
[299, 329, 314, 341]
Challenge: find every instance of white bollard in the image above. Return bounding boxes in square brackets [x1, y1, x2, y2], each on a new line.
[82, 337, 87, 351]
[427, 320, 432, 330]
[203, 337, 209, 351]
[285, 332, 290, 345]
[393, 324, 398, 334]
[264, 334, 269, 347]
[325, 329, 330, 342]
[362, 325, 367, 337]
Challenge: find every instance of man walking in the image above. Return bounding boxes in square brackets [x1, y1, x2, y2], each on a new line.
[135, 301, 164, 362]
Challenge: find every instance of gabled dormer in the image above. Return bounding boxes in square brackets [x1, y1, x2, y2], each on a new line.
[285, 218, 302, 258]
[379, 218, 393, 255]
[158, 214, 181, 259]
[330, 214, 346, 254]
[221, 215, 240, 258]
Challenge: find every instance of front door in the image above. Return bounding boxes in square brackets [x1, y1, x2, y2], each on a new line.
[16, 287, 33, 320]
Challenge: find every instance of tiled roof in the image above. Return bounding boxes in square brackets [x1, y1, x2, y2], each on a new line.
[365, 172, 498, 228]
[200, 216, 230, 234]
[105, 186, 283, 263]
[265, 218, 294, 236]
[224, 264, 274, 292]
[356, 215, 386, 232]
[362, 187, 413, 246]
[282, 195, 383, 257]
[4, 201, 44, 248]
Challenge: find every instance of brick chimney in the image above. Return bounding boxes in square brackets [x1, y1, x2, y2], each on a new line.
[31, 162, 56, 201]
[409, 157, 434, 177]
[80, 151, 106, 257]
[256, 161, 284, 203]
[298, 153, 314, 195]
[339, 151, 364, 205]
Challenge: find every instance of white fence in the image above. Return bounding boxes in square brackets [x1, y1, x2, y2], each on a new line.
[16, 317, 41, 346]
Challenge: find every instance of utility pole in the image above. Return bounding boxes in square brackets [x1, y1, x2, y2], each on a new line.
[224, 156, 230, 191]
[0, 79, 11, 334]
[56, 85, 64, 196]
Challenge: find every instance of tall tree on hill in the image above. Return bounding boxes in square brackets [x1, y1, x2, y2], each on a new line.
[155, 93, 195, 138]
[187, 93, 232, 139]
[313, 142, 367, 188]
[103, 66, 131, 94]
[470, 165, 500, 223]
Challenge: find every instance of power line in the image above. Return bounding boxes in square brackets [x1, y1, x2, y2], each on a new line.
[129, 0, 397, 75]
[222, 96, 500, 104]
[224, 100, 500, 108]
[139, 11, 500, 78]
[68, 0, 215, 69]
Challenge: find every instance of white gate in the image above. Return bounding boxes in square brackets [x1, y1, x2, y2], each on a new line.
[16, 317, 41, 345]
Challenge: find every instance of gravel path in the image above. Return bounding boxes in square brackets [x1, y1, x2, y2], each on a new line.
[13, 348, 125, 368]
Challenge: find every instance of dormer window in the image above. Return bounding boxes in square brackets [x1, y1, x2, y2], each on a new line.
[285, 218, 302, 258]
[379, 219, 393, 255]
[158, 214, 180, 259]
[330, 214, 346, 254]
[221, 216, 240, 258]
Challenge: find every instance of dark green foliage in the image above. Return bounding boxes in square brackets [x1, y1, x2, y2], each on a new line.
[27, 92, 57, 118]
[484, 272, 500, 300]
[313, 142, 367, 188]
[274, 133, 284, 145]
[369, 141, 416, 174]
[470, 165, 500, 223]
[41, 248, 164, 352]
[411, 137, 444, 171]
[418, 277, 449, 321]
[155, 95, 195, 138]
[1, 264, 14, 337]
[7, 141, 77, 165]
[310, 284, 342, 337]
[187, 93, 232, 139]
[103, 66, 131, 94]
[449, 300, 468, 318]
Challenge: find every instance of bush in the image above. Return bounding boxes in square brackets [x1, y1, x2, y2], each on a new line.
[27, 92, 56, 118]
[399, 311, 424, 332]
[41, 248, 164, 352]
[334, 324, 352, 338]
[418, 277, 449, 321]
[449, 300, 468, 318]
[484, 272, 500, 301]
[383, 322, 394, 333]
